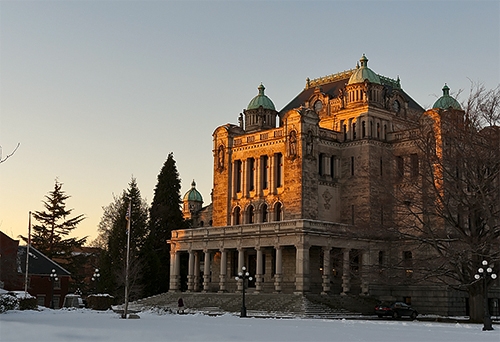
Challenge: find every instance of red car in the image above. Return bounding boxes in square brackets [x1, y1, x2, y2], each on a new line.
[375, 302, 418, 319]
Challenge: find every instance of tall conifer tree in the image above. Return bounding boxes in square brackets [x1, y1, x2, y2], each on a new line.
[142, 153, 187, 296]
[99, 178, 148, 301]
[30, 179, 86, 259]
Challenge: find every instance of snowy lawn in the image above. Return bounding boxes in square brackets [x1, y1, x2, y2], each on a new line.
[1, 308, 499, 342]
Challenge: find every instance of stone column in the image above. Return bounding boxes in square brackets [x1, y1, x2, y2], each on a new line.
[360, 249, 370, 295]
[255, 247, 263, 293]
[341, 248, 351, 295]
[187, 250, 195, 292]
[295, 243, 310, 293]
[169, 249, 178, 292]
[203, 250, 211, 292]
[322, 246, 331, 295]
[237, 248, 245, 292]
[194, 251, 201, 292]
[218, 249, 227, 293]
[274, 246, 282, 292]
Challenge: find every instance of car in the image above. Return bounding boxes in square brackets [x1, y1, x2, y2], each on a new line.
[375, 302, 418, 319]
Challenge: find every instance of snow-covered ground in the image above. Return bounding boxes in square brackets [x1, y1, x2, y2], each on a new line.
[1, 308, 499, 342]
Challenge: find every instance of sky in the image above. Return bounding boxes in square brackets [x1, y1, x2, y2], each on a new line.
[1, 0, 499, 244]
[1, 308, 500, 342]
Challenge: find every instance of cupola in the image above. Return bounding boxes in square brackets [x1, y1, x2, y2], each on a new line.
[432, 84, 462, 110]
[243, 84, 278, 132]
[183, 180, 203, 203]
[247, 84, 276, 110]
[348, 54, 381, 85]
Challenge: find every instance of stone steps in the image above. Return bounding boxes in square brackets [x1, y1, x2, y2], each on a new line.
[125, 292, 374, 319]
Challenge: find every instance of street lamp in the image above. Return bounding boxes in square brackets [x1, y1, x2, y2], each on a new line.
[49, 269, 58, 309]
[235, 266, 252, 318]
[92, 268, 100, 293]
[474, 260, 497, 331]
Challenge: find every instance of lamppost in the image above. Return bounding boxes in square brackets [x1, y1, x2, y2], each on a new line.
[474, 260, 497, 331]
[49, 269, 58, 309]
[235, 266, 252, 318]
[92, 268, 100, 293]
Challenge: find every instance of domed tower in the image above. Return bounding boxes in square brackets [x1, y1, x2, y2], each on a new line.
[433, 84, 462, 110]
[346, 54, 384, 107]
[182, 180, 203, 221]
[243, 83, 278, 132]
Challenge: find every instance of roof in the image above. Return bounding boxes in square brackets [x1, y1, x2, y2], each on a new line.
[247, 84, 276, 110]
[432, 84, 462, 110]
[17, 245, 71, 276]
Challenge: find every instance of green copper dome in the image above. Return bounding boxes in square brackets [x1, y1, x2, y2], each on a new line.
[183, 180, 203, 202]
[433, 84, 462, 110]
[247, 84, 276, 110]
[348, 54, 381, 85]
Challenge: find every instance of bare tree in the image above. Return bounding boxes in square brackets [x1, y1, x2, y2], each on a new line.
[0, 143, 20, 164]
[387, 82, 500, 322]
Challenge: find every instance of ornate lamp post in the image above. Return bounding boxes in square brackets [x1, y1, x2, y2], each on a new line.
[92, 268, 100, 293]
[235, 266, 252, 318]
[49, 269, 58, 309]
[474, 260, 497, 331]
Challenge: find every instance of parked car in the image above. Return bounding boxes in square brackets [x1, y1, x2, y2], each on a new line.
[375, 302, 418, 319]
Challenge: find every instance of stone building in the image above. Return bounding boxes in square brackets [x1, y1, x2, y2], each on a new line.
[169, 55, 498, 316]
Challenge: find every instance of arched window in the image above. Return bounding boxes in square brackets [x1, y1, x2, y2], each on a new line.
[274, 202, 282, 222]
[234, 207, 241, 225]
[262, 203, 268, 223]
[247, 205, 254, 224]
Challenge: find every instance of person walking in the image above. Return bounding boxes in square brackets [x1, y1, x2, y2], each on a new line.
[177, 297, 185, 314]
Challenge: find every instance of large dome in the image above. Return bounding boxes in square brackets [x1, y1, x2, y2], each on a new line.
[348, 54, 381, 85]
[247, 84, 276, 110]
[183, 180, 203, 202]
[432, 84, 462, 110]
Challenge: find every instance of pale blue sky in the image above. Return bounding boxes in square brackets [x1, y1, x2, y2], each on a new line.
[1, 0, 499, 243]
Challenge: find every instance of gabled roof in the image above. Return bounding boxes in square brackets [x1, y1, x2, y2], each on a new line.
[17, 245, 71, 276]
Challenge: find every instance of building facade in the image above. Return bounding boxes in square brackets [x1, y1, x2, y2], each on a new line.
[169, 55, 498, 316]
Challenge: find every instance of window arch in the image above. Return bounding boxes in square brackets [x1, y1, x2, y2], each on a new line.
[261, 203, 268, 223]
[274, 202, 283, 222]
[233, 206, 241, 225]
[247, 205, 254, 224]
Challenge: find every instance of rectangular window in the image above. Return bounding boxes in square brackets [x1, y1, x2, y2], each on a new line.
[380, 157, 383, 177]
[248, 158, 255, 191]
[403, 251, 413, 278]
[351, 156, 355, 176]
[330, 156, 335, 178]
[410, 154, 419, 178]
[396, 156, 404, 179]
[261, 155, 268, 189]
[351, 205, 355, 225]
[37, 295, 45, 307]
[235, 160, 242, 192]
[275, 153, 283, 187]
[319, 153, 324, 175]
[352, 123, 356, 140]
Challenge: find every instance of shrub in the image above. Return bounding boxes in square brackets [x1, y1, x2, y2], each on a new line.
[0, 294, 19, 313]
[86, 294, 115, 310]
[19, 297, 37, 310]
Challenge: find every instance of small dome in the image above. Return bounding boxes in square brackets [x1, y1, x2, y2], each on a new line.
[433, 84, 461, 110]
[247, 84, 276, 110]
[183, 180, 203, 202]
[348, 54, 381, 85]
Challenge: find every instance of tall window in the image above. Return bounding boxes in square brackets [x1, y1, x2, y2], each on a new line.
[275, 202, 282, 221]
[351, 156, 355, 176]
[352, 123, 357, 140]
[396, 156, 404, 179]
[234, 207, 241, 225]
[343, 124, 347, 141]
[261, 155, 268, 189]
[351, 205, 355, 225]
[248, 158, 255, 191]
[380, 157, 383, 176]
[247, 205, 254, 224]
[403, 251, 413, 278]
[235, 160, 242, 192]
[377, 123, 380, 139]
[275, 153, 283, 187]
[410, 154, 419, 178]
[262, 203, 268, 222]
[319, 153, 325, 175]
[362, 121, 366, 138]
[330, 156, 336, 178]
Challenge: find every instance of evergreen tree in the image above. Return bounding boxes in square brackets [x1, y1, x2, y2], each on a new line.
[142, 153, 187, 297]
[29, 179, 86, 259]
[99, 178, 149, 301]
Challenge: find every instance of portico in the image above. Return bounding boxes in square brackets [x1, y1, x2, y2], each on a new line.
[168, 219, 381, 295]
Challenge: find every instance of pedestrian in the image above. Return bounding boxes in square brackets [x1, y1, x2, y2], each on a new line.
[177, 297, 184, 314]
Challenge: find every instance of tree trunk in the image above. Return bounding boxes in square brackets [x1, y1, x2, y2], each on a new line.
[469, 293, 484, 323]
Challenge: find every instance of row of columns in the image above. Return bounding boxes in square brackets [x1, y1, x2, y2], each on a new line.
[170, 246, 370, 295]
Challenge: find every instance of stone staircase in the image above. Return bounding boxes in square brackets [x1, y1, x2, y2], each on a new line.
[123, 292, 378, 319]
